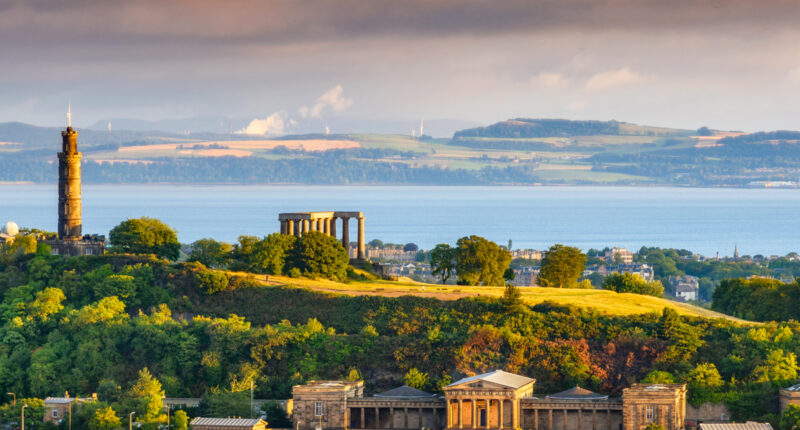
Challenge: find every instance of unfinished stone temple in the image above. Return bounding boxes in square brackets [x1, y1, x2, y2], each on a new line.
[44, 107, 105, 256]
[291, 370, 687, 430]
[279, 211, 365, 260]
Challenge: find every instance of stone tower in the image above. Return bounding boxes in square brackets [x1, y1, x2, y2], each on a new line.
[58, 126, 82, 240]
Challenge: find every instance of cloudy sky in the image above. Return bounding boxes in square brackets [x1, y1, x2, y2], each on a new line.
[2, 0, 800, 132]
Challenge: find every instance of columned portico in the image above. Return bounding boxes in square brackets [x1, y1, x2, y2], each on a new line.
[279, 211, 367, 260]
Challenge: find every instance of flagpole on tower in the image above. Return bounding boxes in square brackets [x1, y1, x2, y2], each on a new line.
[66, 102, 72, 128]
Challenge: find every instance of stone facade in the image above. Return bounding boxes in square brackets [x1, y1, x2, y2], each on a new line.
[43, 394, 96, 424]
[293, 380, 364, 430]
[779, 383, 800, 413]
[622, 384, 687, 430]
[292, 371, 687, 430]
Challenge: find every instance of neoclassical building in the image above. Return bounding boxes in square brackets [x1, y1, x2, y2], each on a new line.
[292, 370, 687, 430]
[279, 211, 366, 259]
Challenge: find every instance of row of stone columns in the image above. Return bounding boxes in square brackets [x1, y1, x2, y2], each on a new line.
[449, 398, 514, 429]
[350, 406, 442, 429]
[279, 216, 366, 260]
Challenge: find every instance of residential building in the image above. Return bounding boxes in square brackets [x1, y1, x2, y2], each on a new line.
[43, 394, 97, 424]
[670, 276, 700, 301]
[605, 248, 634, 265]
[513, 267, 540, 286]
[511, 250, 543, 261]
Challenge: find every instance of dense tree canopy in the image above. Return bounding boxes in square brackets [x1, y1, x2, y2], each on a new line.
[109, 217, 180, 260]
[454, 235, 512, 286]
[603, 273, 664, 297]
[537, 244, 587, 288]
[289, 232, 349, 281]
[430, 244, 456, 284]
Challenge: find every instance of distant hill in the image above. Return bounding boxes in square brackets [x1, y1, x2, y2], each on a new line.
[453, 118, 625, 139]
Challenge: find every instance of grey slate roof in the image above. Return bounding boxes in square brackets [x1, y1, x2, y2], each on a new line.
[44, 397, 93, 404]
[446, 370, 535, 389]
[785, 383, 800, 392]
[375, 385, 437, 398]
[699, 422, 773, 430]
[546, 386, 608, 400]
[190, 417, 266, 427]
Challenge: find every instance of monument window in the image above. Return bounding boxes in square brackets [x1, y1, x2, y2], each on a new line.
[84, 248, 93, 256]
[315, 401, 323, 417]
[645, 405, 654, 422]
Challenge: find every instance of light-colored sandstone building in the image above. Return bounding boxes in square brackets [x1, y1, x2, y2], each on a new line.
[291, 370, 687, 430]
[279, 211, 366, 259]
[779, 383, 800, 413]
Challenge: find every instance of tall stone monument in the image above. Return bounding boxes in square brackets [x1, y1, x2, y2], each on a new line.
[58, 122, 83, 239]
[45, 105, 105, 256]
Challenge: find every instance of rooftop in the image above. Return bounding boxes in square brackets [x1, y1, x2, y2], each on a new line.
[784, 383, 800, 392]
[190, 417, 267, 427]
[546, 386, 608, 401]
[374, 385, 437, 399]
[446, 370, 535, 390]
[699, 422, 773, 430]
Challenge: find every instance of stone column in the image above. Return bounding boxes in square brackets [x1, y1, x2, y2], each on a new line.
[302, 219, 310, 235]
[549, 410, 553, 430]
[295, 220, 302, 236]
[330, 217, 337, 238]
[563, 410, 567, 430]
[499, 400, 503, 429]
[485, 400, 489, 430]
[471, 400, 476, 429]
[342, 217, 351, 255]
[361, 408, 365, 429]
[458, 399, 463, 429]
[375, 408, 379, 429]
[287, 220, 294, 236]
[578, 409, 583, 430]
[534, 408, 539, 430]
[592, 409, 596, 430]
[418, 408, 423, 428]
[324, 218, 331, 235]
[310, 219, 317, 232]
[357, 216, 366, 260]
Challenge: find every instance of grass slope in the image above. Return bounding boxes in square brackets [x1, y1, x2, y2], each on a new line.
[240, 272, 748, 322]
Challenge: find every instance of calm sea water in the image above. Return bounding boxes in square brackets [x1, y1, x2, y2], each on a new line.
[0, 184, 797, 256]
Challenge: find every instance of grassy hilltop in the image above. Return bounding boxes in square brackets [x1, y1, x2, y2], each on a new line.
[245, 271, 745, 322]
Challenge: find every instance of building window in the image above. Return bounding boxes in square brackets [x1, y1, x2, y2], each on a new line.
[52, 247, 59, 255]
[645, 405, 654, 422]
[85, 248, 93, 255]
[315, 401, 323, 417]
[53, 409, 59, 418]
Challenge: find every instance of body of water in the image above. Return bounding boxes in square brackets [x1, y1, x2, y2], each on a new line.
[0, 184, 797, 256]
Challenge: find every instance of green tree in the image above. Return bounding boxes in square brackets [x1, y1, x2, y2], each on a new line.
[430, 244, 456, 284]
[537, 244, 587, 288]
[261, 401, 292, 427]
[109, 217, 180, 260]
[404, 368, 429, 390]
[289, 231, 348, 281]
[602, 273, 664, 297]
[752, 349, 798, 383]
[781, 405, 800, 430]
[188, 238, 232, 268]
[454, 235, 512, 286]
[195, 268, 230, 295]
[688, 363, 724, 388]
[251, 233, 296, 275]
[201, 388, 250, 417]
[502, 284, 525, 313]
[27, 287, 65, 321]
[89, 406, 122, 430]
[173, 410, 189, 430]
[640, 370, 676, 384]
[116, 368, 165, 422]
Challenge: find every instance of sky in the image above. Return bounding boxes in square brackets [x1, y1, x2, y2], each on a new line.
[2, 0, 800, 133]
